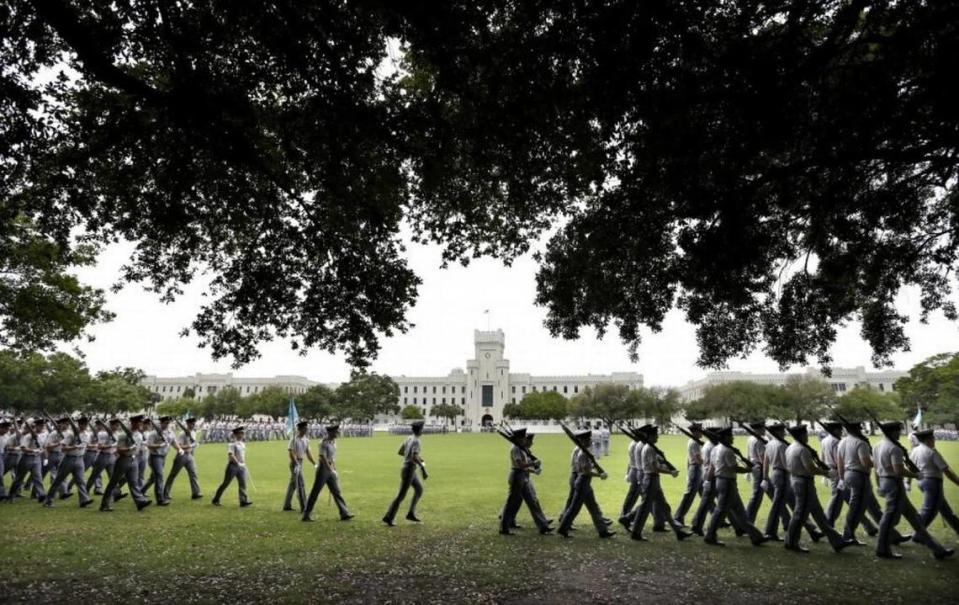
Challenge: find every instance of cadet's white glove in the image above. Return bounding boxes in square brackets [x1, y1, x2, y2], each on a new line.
[760, 479, 770, 491]
[599, 472, 608, 480]
[837, 479, 845, 491]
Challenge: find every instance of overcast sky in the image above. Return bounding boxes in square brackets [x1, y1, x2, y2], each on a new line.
[70, 235, 957, 388]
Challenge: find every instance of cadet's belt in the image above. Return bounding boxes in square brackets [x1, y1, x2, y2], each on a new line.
[845, 468, 866, 474]
[150, 452, 168, 458]
[772, 466, 788, 472]
[792, 474, 813, 480]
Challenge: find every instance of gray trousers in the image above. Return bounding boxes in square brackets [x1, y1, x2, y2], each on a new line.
[3, 453, 19, 477]
[620, 467, 642, 518]
[303, 465, 350, 519]
[87, 452, 115, 494]
[500, 470, 549, 532]
[101, 456, 149, 509]
[137, 455, 148, 490]
[558, 474, 608, 535]
[283, 461, 306, 511]
[917, 478, 959, 536]
[45, 456, 90, 505]
[45, 453, 69, 496]
[630, 474, 685, 538]
[877, 477, 945, 556]
[8, 454, 45, 501]
[674, 464, 704, 524]
[690, 478, 717, 532]
[143, 454, 167, 501]
[745, 465, 771, 523]
[164, 453, 201, 499]
[706, 477, 763, 542]
[384, 462, 423, 522]
[786, 477, 843, 549]
[213, 462, 249, 504]
[0, 454, 5, 499]
[842, 470, 883, 540]
[824, 469, 844, 524]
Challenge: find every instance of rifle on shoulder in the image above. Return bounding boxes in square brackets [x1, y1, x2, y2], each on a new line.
[559, 422, 606, 476]
[864, 411, 920, 474]
[614, 420, 677, 473]
[702, 428, 754, 470]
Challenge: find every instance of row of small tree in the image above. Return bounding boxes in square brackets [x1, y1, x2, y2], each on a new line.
[157, 373, 402, 423]
[503, 384, 682, 425]
[0, 351, 152, 414]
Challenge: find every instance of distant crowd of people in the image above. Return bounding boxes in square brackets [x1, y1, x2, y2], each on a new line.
[388, 423, 450, 435]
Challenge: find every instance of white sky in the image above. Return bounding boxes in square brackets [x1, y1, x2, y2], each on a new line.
[68, 235, 958, 388]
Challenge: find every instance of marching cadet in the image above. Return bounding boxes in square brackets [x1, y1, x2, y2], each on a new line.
[144, 416, 180, 505]
[910, 428, 959, 538]
[835, 421, 884, 542]
[43, 418, 70, 499]
[284, 421, 314, 512]
[627, 425, 692, 542]
[499, 428, 552, 535]
[302, 425, 353, 522]
[556, 429, 615, 539]
[212, 426, 252, 507]
[619, 428, 643, 528]
[383, 420, 427, 526]
[87, 419, 119, 497]
[164, 418, 202, 501]
[100, 416, 151, 512]
[873, 421, 953, 560]
[3, 420, 22, 487]
[782, 424, 853, 553]
[689, 427, 719, 535]
[761, 422, 822, 542]
[744, 421, 770, 524]
[43, 417, 93, 508]
[521, 432, 553, 531]
[0, 420, 10, 499]
[819, 421, 845, 525]
[674, 422, 705, 527]
[7, 419, 46, 502]
[139, 419, 156, 493]
[703, 427, 766, 547]
[67, 417, 98, 495]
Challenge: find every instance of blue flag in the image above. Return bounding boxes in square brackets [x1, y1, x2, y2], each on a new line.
[912, 406, 923, 428]
[286, 397, 299, 436]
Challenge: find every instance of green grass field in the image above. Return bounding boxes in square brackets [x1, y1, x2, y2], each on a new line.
[2, 434, 957, 604]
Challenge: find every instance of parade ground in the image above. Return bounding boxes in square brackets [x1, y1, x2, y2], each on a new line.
[2, 434, 956, 604]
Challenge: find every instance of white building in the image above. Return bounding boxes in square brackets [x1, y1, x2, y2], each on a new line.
[677, 366, 907, 403]
[142, 329, 644, 427]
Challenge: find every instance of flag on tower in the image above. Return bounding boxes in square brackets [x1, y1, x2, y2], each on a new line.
[286, 397, 299, 436]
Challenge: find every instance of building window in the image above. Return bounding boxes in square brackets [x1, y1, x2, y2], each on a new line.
[442, 386, 446, 394]
[432, 386, 436, 394]
[563, 385, 568, 394]
[422, 408, 427, 415]
[442, 397, 446, 404]
[403, 397, 407, 404]
[461, 386, 465, 394]
[522, 386, 527, 394]
[432, 398, 436, 404]
[482, 385, 494, 407]
[413, 397, 417, 404]
[511, 386, 515, 393]
[878, 383, 885, 392]
[574, 385, 579, 393]
[552, 385, 557, 391]
[404, 386, 408, 393]
[413, 386, 418, 393]
[461, 397, 465, 404]
[511, 398, 515, 404]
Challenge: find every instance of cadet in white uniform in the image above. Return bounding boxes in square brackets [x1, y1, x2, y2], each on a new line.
[383, 420, 427, 526]
[86, 419, 119, 497]
[212, 426, 252, 507]
[144, 416, 180, 505]
[744, 422, 770, 524]
[674, 423, 705, 526]
[619, 432, 643, 526]
[689, 428, 719, 535]
[910, 428, 959, 537]
[704, 427, 765, 547]
[627, 425, 691, 542]
[283, 421, 314, 512]
[43, 417, 93, 508]
[819, 422, 845, 524]
[164, 418, 202, 501]
[7, 419, 46, 502]
[557, 430, 614, 539]
[499, 429, 552, 535]
[782, 425, 852, 553]
[873, 421, 952, 560]
[100, 416, 151, 512]
[302, 425, 352, 521]
[835, 421, 883, 542]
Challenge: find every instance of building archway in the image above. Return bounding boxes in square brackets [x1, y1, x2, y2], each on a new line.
[481, 414, 494, 427]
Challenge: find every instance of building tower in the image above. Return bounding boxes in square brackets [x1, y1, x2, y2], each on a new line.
[465, 329, 510, 426]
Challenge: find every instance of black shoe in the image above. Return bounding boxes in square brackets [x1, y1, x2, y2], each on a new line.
[80, 499, 93, 508]
[192, 494, 204, 500]
[499, 530, 515, 536]
[59, 492, 73, 500]
[557, 529, 570, 538]
[406, 513, 421, 522]
[752, 535, 768, 546]
[569, 526, 579, 532]
[136, 500, 152, 511]
[618, 516, 631, 530]
[763, 534, 783, 542]
[833, 539, 856, 553]
[785, 544, 810, 554]
[652, 526, 669, 533]
[42, 500, 53, 508]
[93, 490, 104, 496]
[630, 534, 648, 542]
[810, 530, 825, 543]
[341, 514, 354, 521]
[282, 507, 295, 512]
[545, 518, 554, 525]
[935, 548, 955, 561]
[865, 527, 878, 537]
[157, 500, 170, 507]
[302, 515, 314, 522]
[876, 551, 903, 560]
[539, 528, 554, 535]
[211, 500, 221, 506]
[240, 501, 253, 507]
[676, 531, 694, 541]
[849, 539, 867, 547]
[382, 517, 395, 527]
[704, 537, 725, 547]
[673, 518, 686, 527]
[598, 531, 616, 539]
[893, 533, 914, 545]
[100, 506, 114, 512]
[690, 527, 704, 537]
[510, 524, 523, 529]
[115, 493, 128, 502]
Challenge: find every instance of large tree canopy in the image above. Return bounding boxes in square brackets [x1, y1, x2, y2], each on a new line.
[2, 1, 956, 368]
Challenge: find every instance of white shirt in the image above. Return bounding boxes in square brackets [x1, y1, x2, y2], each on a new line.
[765, 439, 789, 471]
[687, 439, 703, 466]
[910, 443, 949, 480]
[288, 435, 309, 460]
[873, 439, 903, 478]
[820, 434, 839, 468]
[711, 444, 738, 479]
[229, 441, 246, 464]
[837, 436, 870, 472]
[785, 442, 816, 478]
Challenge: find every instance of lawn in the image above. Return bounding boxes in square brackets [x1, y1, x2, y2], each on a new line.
[1, 433, 956, 604]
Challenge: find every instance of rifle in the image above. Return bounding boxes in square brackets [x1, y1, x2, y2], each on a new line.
[795, 426, 831, 474]
[864, 411, 920, 475]
[674, 424, 704, 447]
[116, 419, 137, 453]
[495, 422, 540, 465]
[559, 422, 606, 477]
[174, 418, 195, 451]
[734, 419, 768, 445]
[829, 409, 871, 445]
[611, 419, 677, 473]
[702, 428, 754, 470]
